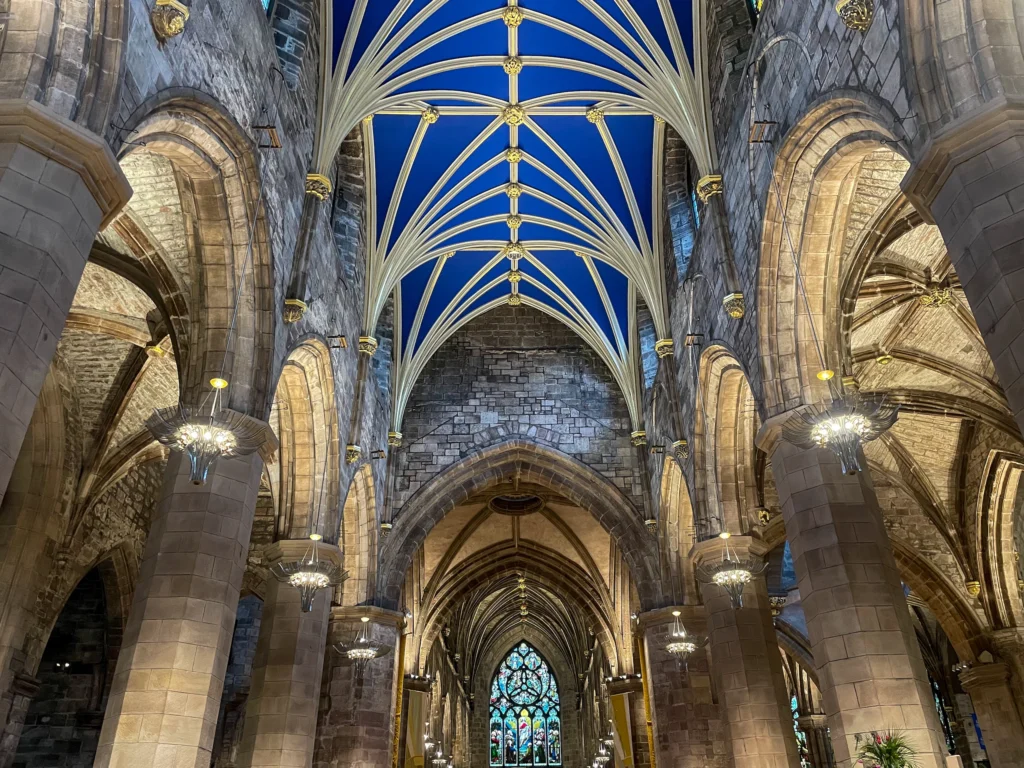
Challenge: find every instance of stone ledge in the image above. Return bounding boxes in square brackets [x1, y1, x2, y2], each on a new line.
[0, 99, 132, 229]
[902, 96, 1024, 222]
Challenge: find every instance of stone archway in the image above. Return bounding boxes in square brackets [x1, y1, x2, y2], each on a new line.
[340, 463, 377, 606]
[114, 89, 276, 418]
[379, 440, 662, 610]
[271, 338, 340, 541]
[757, 96, 908, 416]
[695, 345, 760, 536]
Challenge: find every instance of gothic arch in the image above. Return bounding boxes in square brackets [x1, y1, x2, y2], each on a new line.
[977, 452, 1024, 629]
[757, 96, 908, 416]
[114, 89, 276, 418]
[271, 338, 339, 540]
[472, 630, 580, 768]
[659, 458, 697, 605]
[340, 463, 377, 606]
[695, 345, 760, 536]
[379, 440, 662, 610]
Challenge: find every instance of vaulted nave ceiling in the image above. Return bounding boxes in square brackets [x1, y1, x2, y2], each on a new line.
[315, 0, 715, 429]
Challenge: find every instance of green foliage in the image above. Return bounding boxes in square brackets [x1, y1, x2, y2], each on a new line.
[857, 731, 919, 768]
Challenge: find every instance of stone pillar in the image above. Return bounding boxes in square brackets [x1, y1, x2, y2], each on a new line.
[959, 662, 1024, 768]
[903, 104, 1024, 437]
[988, 628, 1024, 713]
[0, 100, 130, 505]
[235, 539, 340, 768]
[690, 538, 801, 768]
[638, 607, 726, 768]
[767, 438, 947, 768]
[95, 450, 265, 768]
[796, 714, 833, 768]
[313, 607, 403, 768]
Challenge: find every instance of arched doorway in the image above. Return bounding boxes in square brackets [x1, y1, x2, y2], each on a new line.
[14, 568, 119, 767]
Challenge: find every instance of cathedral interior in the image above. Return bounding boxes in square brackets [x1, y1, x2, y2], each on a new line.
[1, 0, 1024, 767]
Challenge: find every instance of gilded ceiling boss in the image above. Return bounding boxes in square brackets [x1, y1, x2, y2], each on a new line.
[0, 0, 1020, 767]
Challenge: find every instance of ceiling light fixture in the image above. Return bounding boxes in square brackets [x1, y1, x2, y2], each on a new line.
[269, 534, 347, 612]
[336, 616, 393, 668]
[696, 533, 767, 609]
[664, 610, 707, 675]
[270, 433, 347, 610]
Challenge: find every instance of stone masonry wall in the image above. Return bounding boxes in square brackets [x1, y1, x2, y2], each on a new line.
[392, 305, 645, 516]
[658, 0, 921, 526]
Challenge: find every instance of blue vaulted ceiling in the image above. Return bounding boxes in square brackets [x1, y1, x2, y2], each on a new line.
[318, 1, 711, 428]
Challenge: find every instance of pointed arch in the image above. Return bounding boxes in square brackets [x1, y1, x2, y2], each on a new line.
[756, 96, 908, 416]
[695, 345, 760, 536]
[379, 440, 661, 610]
[659, 459, 696, 605]
[340, 463, 377, 606]
[114, 89, 276, 417]
[271, 338, 340, 540]
[487, 640, 564, 767]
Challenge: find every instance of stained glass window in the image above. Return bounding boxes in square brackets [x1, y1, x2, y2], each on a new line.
[489, 642, 561, 766]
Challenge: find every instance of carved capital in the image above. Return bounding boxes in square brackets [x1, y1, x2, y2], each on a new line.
[654, 339, 674, 358]
[696, 174, 723, 203]
[959, 662, 1011, 693]
[387, 431, 403, 447]
[835, 0, 874, 31]
[672, 439, 689, 461]
[630, 430, 647, 447]
[0, 99, 132, 228]
[722, 292, 745, 319]
[282, 298, 307, 324]
[304, 173, 332, 200]
[346, 445, 362, 464]
[151, 0, 189, 39]
[358, 336, 378, 355]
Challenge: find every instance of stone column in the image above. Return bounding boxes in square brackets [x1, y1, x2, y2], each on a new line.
[690, 538, 801, 768]
[796, 714, 833, 768]
[235, 539, 340, 768]
[903, 104, 1024, 437]
[988, 628, 1024, 713]
[95, 449, 266, 768]
[767, 438, 947, 768]
[313, 606, 403, 768]
[959, 662, 1024, 768]
[0, 100, 130, 505]
[638, 606, 726, 768]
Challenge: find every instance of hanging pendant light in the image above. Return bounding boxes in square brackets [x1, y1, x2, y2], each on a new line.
[696, 533, 767, 609]
[782, 392, 899, 474]
[148, 380, 268, 485]
[269, 533, 348, 611]
[335, 616, 394, 668]
[664, 610, 707, 674]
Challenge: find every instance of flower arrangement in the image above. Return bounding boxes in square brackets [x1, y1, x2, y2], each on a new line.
[857, 730, 919, 768]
